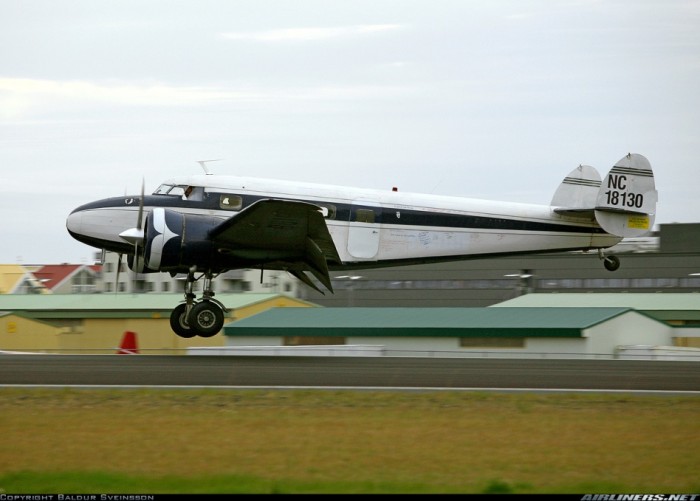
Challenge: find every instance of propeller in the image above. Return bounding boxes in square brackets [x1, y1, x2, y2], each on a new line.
[117, 179, 146, 291]
[119, 179, 145, 248]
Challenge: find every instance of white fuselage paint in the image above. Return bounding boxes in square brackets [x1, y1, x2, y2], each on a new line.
[66, 174, 622, 267]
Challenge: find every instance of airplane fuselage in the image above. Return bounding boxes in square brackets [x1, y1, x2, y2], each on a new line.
[67, 174, 621, 274]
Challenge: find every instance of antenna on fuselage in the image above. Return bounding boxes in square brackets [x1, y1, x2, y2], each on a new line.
[196, 159, 222, 175]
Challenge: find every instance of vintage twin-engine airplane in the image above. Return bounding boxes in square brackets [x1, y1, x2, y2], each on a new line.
[66, 153, 657, 338]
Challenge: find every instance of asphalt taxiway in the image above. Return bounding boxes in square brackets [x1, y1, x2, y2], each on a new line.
[0, 355, 698, 393]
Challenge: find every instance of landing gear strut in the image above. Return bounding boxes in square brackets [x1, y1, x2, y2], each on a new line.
[599, 249, 621, 272]
[169, 269, 226, 338]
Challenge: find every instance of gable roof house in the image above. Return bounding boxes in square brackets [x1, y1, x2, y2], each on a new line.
[0, 264, 49, 294]
[32, 264, 102, 294]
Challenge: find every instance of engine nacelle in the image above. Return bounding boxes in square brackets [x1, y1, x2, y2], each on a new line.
[128, 208, 220, 273]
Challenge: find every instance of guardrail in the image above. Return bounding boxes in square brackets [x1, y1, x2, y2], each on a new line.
[3, 346, 700, 361]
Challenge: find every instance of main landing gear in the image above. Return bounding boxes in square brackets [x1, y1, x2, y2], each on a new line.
[169, 269, 226, 338]
[599, 249, 621, 272]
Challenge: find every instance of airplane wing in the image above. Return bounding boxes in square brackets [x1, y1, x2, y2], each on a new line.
[209, 199, 341, 293]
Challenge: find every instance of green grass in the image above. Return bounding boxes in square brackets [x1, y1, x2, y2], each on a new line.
[0, 388, 698, 494]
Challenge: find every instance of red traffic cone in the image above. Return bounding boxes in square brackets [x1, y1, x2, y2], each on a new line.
[117, 331, 139, 355]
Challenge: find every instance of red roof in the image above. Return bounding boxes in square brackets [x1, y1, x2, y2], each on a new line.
[33, 264, 100, 291]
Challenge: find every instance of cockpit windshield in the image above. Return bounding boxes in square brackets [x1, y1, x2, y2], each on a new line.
[153, 184, 187, 196]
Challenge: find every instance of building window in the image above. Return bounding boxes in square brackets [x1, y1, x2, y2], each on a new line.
[162, 282, 170, 292]
[460, 337, 525, 348]
[71, 270, 97, 293]
[284, 336, 346, 346]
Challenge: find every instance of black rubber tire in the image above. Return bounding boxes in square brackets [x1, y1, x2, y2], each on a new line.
[187, 300, 224, 337]
[170, 303, 196, 338]
[604, 255, 621, 271]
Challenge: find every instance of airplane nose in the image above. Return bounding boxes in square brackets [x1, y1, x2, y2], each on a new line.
[66, 210, 83, 236]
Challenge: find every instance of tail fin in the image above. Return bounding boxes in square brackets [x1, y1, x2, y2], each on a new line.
[552, 153, 657, 237]
[594, 153, 657, 237]
[551, 164, 602, 214]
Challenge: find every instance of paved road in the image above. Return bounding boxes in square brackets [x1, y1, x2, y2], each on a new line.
[0, 355, 698, 391]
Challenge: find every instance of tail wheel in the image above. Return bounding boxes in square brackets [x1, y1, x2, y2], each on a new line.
[604, 255, 621, 271]
[170, 303, 196, 338]
[187, 300, 224, 337]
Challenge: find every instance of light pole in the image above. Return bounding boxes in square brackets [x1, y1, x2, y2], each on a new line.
[334, 275, 363, 307]
[504, 270, 535, 296]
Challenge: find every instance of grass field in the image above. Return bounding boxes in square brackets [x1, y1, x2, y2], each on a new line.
[0, 388, 698, 494]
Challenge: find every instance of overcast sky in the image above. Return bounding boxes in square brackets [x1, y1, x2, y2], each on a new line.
[1, 0, 699, 264]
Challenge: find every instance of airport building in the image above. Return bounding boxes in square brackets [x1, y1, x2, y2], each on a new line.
[0, 293, 316, 354]
[216, 306, 685, 360]
[298, 223, 700, 307]
[0, 222, 698, 358]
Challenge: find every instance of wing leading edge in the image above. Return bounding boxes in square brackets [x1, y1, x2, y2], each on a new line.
[209, 199, 341, 293]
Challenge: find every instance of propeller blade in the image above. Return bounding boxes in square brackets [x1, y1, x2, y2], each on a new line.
[136, 178, 145, 231]
[118, 178, 146, 246]
[115, 253, 122, 293]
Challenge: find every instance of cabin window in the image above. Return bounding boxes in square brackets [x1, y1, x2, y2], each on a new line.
[219, 195, 243, 210]
[317, 204, 337, 220]
[355, 209, 375, 223]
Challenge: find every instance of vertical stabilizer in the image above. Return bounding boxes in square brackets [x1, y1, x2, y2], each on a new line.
[594, 153, 657, 237]
[551, 164, 601, 212]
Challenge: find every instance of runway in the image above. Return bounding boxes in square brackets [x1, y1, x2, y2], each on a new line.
[0, 355, 698, 392]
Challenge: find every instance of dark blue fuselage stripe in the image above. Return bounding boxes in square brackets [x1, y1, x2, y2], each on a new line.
[73, 193, 606, 235]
